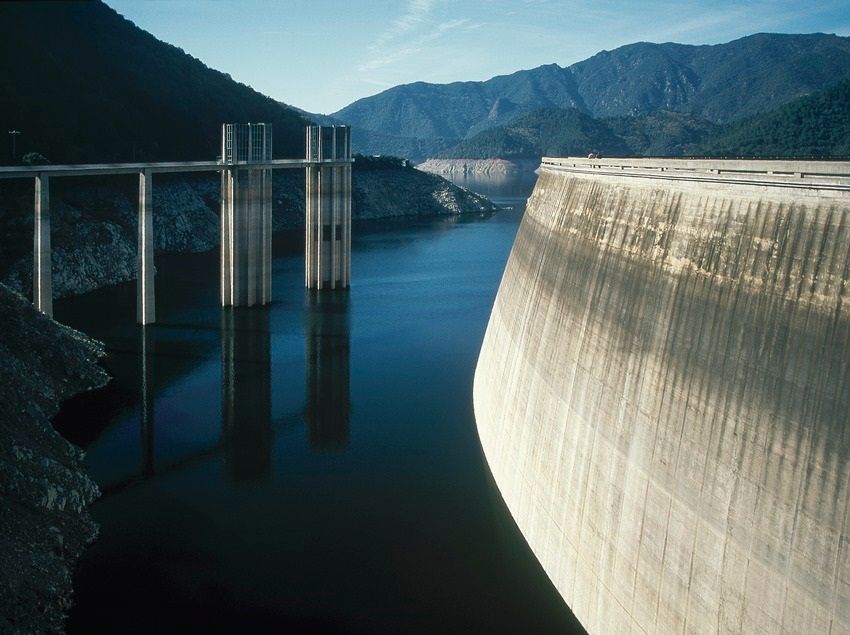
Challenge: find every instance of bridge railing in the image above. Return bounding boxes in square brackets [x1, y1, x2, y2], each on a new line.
[541, 156, 850, 188]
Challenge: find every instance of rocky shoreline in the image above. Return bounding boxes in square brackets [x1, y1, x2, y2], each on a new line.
[0, 166, 494, 298]
[416, 158, 540, 176]
[0, 284, 109, 634]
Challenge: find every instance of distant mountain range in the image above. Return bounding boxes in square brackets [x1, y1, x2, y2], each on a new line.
[329, 33, 850, 161]
[432, 77, 850, 160]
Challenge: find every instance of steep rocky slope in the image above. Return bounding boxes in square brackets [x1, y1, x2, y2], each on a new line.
[0, 284, 108, 633]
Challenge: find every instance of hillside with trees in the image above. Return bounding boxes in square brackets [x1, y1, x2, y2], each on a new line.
[697, 78, 850, 156]
[0, 1, 308, 163]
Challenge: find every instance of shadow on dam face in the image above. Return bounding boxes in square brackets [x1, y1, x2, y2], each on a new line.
[474, 168, 850, 634]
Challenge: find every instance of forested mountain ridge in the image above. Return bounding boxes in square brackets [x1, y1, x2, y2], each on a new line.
[698, 77, 850, 157]
[435, 109, 719, 159]
[433, 78, 850, 161]
[332, 33, 850, 160]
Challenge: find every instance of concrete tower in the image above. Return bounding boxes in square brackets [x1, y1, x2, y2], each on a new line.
[220, 123, 273, 307]
[305, 125, 352, 289]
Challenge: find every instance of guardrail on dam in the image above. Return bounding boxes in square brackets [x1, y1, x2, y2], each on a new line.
[473, 157, 850, 634]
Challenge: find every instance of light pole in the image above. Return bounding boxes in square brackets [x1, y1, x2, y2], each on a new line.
[8, 130, 21, 163]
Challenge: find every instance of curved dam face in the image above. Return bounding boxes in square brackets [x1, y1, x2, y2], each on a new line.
[474, 158, 850, 634]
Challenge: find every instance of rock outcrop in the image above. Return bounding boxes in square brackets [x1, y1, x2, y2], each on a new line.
[0, 283, 108, 633]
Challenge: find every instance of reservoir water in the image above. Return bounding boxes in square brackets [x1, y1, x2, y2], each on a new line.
[54, 172, 584, 633]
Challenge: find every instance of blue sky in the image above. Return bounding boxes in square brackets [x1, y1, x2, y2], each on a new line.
[106, 0, 850, 114]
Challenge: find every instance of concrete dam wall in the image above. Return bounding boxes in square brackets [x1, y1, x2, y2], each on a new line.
[474, 158, 850, 634]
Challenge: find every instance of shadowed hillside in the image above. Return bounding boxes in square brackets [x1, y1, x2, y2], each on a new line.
[0, 1, 308, 163]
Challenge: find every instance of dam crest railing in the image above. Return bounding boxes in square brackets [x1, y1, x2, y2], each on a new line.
[541, 157, 850, 191]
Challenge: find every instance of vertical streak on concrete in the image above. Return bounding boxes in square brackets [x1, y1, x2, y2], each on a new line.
[137, 168, 155, 324]
[262, 168, 272, 305]
[305, 165, 318, 288]
[246, 168, 257, 307]
[343, 161, 352, 287]
[220, 167, 272, 307]
[221, 167, 234, 306]
[320, 165, 332, 288]
[33, 173, 52, 317]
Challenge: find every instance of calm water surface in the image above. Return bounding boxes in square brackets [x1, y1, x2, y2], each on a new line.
[54, 172, 584, 633]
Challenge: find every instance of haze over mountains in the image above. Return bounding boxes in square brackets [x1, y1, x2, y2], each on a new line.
[329, 33, 850, 162]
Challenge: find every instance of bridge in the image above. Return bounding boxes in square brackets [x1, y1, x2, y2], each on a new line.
[476, 156, 850, 634]
[0, 123, 353, 323]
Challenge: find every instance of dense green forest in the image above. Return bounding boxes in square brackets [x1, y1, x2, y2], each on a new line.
[436, 109, 718, 159]
[0, 1, 308, 164]
[697, 78, 850, 156]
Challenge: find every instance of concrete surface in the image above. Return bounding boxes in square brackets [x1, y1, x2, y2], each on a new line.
[474, 159, 850, 634]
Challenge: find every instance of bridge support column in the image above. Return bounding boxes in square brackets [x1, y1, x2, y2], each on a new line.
[33, 173, 52, 317]
[220, 167, 272, 307]
[137, 168, 155, 324]
[305, 125, 352, 289]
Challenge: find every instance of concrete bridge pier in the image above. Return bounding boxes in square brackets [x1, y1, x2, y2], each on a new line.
[219, 123, 273, 307]
[33, 173, 52, 317]
[137, 168, 155, 324]
[305, 125, 351, 289]
[220, 166, 272, 307]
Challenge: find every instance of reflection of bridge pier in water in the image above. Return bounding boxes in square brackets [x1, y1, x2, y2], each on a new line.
[305, 290, 351, 450]
[221, 307, 272, 481]
[139, 326, 155, 477]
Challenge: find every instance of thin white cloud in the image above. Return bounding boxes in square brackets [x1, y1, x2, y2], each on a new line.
[359, 2, 473, 74]
[371, 0, 435, 50]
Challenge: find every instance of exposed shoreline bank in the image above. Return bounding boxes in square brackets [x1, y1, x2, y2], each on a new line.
[0, 284, 109, 633]
[417, 158, 540, 176]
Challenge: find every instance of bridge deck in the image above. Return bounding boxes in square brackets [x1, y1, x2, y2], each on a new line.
[0, 158, 352, 179]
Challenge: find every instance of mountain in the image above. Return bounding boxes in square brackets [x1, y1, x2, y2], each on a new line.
[434, 108, 719, 160]
[698, 77, 850, 156]
[604, 111, 720, 156]
[0, 1, 308, 163]
[431, 77, 850, 163]
[436, 108, 629, 159]
[332, 33, 850, 159]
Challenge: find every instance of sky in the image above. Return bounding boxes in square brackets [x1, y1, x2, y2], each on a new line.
[105, 0, 850, 115]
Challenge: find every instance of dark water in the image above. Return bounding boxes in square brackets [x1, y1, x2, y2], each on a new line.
[54, 172, 583, 633]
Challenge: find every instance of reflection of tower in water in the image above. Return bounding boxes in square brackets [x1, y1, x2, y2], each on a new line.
[221, 307, 272, 481]
[305, 290, 351, 450]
